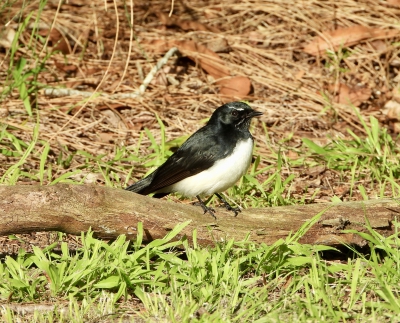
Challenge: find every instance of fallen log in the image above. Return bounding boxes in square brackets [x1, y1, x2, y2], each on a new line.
[0, 184, 398, 248]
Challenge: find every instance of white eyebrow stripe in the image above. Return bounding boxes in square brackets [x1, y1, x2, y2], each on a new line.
[229, 105, 244, 111]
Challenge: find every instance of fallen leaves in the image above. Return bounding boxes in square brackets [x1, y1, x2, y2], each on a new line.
[387, 0, 400, 7]
[203, 38, 230, 53]
[157, 12, 220, 33]
[54, 61, 78, 73]
[174, 40, 231, 78]
[143, 39, 251, 101]
[1, 26, 71, 55]
[304, 26, 400, 56]
[0, 27, 16, 49]
[383, 89, 400, 133]
[39, 28, 71, 55]
[384, 100, 400, 120]
[138, 11, 252, 101]
[218, 76, 252, 100]
[327, 83, 371, 107]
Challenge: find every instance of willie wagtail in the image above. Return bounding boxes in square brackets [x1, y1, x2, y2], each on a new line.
[126, 101, 263, 218]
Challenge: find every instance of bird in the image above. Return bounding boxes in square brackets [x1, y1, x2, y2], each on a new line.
[125, 101, 263, 219]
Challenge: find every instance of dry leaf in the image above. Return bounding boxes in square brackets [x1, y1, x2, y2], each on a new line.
[391, 86, 400, 101]
[295, 70, 305, 80]
[393, 123, 400, 134]
[383, 100, 400, 120]
[218, 76, 252, 102]
[334, 186, 349, 196]
[369, 40, 388, 51]
[304, 26, 400, 56]
[383, 100, 400, 133]
[0, 27, 16, 49]
[150, 66, 171, 86]
[103, 26, 125, 39]
[67, 0, 86, 6]
[287, 150, 299, 159]
[390, 58, 400, 67]
[144, 39, 230, 79]
[327, 83, 371, 107]
[98, 132, 117, 143]
[39, 28, 71, 54]
[308, 177, 321, 188]
[204, 38, 230, 53]
[307, 165, 326, 177]
[246, 31, 265, 43]
[387, 0, 400, 7]
[175, 40, 230, 78]
[204, 9, 219, 19]
[157, 12, 220, 33]
[69, 172, 103, 184]
[54, 61, 78, 73]
[101, 109, 126, 130]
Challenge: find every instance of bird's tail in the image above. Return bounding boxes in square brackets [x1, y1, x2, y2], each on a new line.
[125, 172, 169, 198]
[125, 174, 154, 194]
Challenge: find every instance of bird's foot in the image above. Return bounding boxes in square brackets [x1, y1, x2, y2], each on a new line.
[221, 204, 241, 217]
[214, 193, 241, 217]
[195, 196, 216, 219]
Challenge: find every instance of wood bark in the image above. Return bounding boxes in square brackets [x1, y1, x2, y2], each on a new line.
[0, 184, 398, 247]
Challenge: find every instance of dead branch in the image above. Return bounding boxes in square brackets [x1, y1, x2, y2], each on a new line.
[0, 184, 398, 247]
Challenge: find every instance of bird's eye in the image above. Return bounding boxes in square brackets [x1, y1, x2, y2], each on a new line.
[231, 110, 239, 117]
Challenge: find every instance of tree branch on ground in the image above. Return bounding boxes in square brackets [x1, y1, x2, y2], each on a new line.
[0, 184, 397, 247]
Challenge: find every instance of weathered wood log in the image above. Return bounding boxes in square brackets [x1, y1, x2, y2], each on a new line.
[0, 184, 397, 247]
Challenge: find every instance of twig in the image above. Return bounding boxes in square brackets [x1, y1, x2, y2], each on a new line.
[43, 47, 179, 99]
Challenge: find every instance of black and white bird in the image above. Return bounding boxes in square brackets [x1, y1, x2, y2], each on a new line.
[126, 101, 262, 218]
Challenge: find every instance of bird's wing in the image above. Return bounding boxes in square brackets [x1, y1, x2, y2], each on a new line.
[139, 128, 226, 195]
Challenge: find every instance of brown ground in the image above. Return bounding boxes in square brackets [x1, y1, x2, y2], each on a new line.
[1, 0, 400, 252]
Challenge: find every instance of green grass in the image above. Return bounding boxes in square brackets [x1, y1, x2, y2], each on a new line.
[302, 112, 400, 198]
[1, 219, 400, 322]
[1, 0, 51, 117]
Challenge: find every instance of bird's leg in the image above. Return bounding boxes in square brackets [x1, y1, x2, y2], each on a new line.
[214, 193, 241, 216]
[195, 195, 216, 219]
[152, 192, 170, 199]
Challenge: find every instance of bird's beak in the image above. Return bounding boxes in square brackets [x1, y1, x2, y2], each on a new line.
[246, 110, 263, 119]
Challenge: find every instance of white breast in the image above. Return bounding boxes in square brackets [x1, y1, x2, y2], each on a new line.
[166, 138, 253, 197]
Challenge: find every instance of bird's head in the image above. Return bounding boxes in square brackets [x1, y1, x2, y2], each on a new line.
[210, 102, 263, 130]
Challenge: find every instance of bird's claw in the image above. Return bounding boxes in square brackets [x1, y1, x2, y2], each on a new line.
[215, 196, 241, 216]
[193, 201, 216, 219]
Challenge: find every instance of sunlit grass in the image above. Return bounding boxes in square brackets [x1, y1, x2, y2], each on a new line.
[1, 219, 400, 322]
